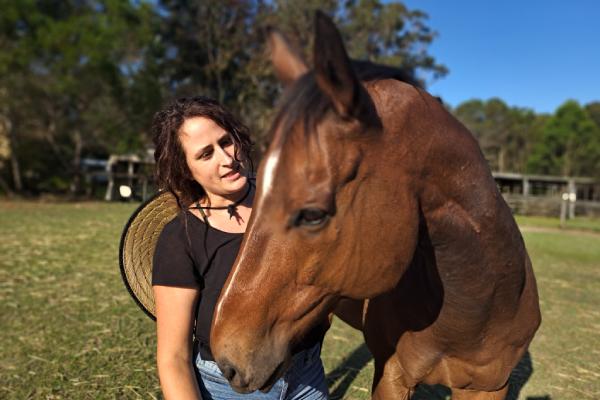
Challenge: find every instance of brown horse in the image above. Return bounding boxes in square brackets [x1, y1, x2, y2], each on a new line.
[211, 12, 541, 400]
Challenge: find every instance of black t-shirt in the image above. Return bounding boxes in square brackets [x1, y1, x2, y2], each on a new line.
[152, 211, 328, 360]
[152, 212, 243, 360]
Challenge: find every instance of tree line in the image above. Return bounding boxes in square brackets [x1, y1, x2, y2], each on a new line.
[0, 1, 598, 197]
[453, 98, 600, 179]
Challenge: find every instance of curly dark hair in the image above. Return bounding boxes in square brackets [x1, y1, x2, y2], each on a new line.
[151, 96, 253, 211]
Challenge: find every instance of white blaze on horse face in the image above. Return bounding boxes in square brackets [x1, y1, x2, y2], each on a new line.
[260, 149, 281, 200]
[213, 148, 282, 323]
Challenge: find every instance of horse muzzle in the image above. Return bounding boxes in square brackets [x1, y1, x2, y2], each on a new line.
[212, 340, 290, 393]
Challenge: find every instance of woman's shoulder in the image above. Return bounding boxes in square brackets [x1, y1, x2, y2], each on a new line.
[160, 211, 215, 244]
[154, 212, 203, 261]
[158, 212, 200, 243]
[161, 212, 185, 235]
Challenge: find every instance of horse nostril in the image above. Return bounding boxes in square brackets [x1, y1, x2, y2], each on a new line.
[218, 357, 251, 391]
[219, 359, 237, 381]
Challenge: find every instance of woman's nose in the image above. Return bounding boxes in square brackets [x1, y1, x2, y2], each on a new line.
[216, 145, 234, 165]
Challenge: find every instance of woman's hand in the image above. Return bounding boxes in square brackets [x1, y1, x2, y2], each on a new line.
[154, 285, 201, 400]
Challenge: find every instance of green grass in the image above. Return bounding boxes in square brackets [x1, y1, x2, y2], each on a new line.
[517, 231, 600, 399]
[516, 215, 600, 232]
[0, 201, 157, 399]
[1, 201, 599, 399]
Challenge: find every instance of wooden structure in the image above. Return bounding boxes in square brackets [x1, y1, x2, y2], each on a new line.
[104, 153, 155, 201]
[493, 172, 600, 217]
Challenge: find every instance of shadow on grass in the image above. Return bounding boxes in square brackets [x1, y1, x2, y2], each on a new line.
[327, 348, 550, 400]
[326, 343, 373, 399]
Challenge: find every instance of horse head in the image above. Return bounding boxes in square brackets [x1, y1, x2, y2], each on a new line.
[211, 12, 423, 393]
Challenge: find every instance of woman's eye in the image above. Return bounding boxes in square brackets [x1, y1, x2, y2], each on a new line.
[294, 208, 329, 227]
[220, 137, 233, 147]
[198, 150, 212, 160]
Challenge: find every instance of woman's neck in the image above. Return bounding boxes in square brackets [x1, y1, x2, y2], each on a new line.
[192, 183, 255, 232]
[200, 181, 254, 208]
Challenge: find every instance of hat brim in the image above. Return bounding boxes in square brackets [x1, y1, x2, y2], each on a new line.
[119, 191, 179, 320]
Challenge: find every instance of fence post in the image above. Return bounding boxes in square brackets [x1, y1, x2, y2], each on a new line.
[568, 179, 576, 219]
[560, 193, 568, 228]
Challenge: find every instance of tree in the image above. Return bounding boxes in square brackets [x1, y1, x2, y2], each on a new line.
[454, 98, 539, 172]
[0, 0, 448, 195]
[585, 101, 600, 129]
[527, 100, 600, 177]
[155, 0, 278, 152]
[156, 0, 447, 153]
[340, 0, 448, 85]
[0, 102, 13, 195]
[0, 0, 155, 195]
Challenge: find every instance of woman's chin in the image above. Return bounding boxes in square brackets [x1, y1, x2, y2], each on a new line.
[203, 174, 249, 202]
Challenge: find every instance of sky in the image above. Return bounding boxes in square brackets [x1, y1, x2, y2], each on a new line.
[400, 0, 600, 113]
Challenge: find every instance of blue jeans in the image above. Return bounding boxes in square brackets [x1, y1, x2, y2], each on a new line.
[194, 343, 328, 400]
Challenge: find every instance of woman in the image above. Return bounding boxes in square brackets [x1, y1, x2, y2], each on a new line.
[150, 96, 329, 400]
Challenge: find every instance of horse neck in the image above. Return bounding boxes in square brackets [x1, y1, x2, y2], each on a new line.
[422, 128, 512, 244]
[365, 82, 527, 324]
[412, 120, 527, 321]
[373, 84, 521, 273]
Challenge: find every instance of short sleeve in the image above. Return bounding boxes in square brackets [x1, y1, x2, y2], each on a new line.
[152, 218, 201, 288]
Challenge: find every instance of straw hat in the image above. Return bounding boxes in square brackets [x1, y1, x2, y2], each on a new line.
[119, 191, 179, 320]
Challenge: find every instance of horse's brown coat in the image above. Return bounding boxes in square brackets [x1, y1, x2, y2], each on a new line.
[211, 12, 541, 399]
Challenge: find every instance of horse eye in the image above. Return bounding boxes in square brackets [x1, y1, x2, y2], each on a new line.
[295, 208, 328, 227]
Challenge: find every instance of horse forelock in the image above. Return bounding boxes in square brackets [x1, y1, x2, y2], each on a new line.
[277, 73, 332, 142]
[256, 74, 332, 203]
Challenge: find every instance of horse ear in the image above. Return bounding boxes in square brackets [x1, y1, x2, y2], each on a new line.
[313, 11, 372, 121]
[267, 28, 309, 86]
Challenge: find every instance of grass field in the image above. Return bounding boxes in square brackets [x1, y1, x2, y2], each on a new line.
[515, 215, 600, 233]
[1, 201, 599, 399]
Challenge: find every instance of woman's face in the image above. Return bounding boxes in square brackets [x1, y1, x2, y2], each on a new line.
[178, 116, 248, 203]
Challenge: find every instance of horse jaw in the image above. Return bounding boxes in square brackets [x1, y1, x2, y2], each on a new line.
[210, 224, 337, 392]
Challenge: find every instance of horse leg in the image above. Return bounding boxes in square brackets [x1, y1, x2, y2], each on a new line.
[451, 384, 508, 400]
[371, 358, 414, 400]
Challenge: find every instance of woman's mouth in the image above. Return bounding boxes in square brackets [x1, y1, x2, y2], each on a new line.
[221, 170, 241, 180]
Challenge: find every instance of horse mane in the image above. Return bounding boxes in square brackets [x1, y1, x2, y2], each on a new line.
[352, 60, 421, 87]
[272, 60, 420, 142]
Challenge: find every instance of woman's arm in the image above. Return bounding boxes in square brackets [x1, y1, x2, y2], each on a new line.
[154, 285, 201, 400]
